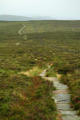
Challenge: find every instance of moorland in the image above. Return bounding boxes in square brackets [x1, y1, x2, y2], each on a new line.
[0, 20, 80, 120]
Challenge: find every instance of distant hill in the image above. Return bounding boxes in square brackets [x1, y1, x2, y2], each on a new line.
[0, 15, 32, 21]
[30, 16, 53, 20]
[0, 15, 53, 21]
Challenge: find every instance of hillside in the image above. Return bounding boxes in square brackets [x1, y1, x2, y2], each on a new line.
[0, 15, 53, 21]
[0, 15, 31, 21]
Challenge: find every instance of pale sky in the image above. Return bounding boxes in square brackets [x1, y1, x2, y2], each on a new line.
[0, 0, 80, 19]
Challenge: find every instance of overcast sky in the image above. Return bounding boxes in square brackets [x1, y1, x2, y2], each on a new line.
[0, 0, 80, 19]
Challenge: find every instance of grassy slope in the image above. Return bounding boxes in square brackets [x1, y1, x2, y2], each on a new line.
[0, 20, 80, 119]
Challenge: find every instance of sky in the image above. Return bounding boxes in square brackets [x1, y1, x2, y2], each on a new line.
[0, 0, 80, 20]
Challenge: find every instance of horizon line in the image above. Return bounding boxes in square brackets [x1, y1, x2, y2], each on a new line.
[0, 14, 80, 21]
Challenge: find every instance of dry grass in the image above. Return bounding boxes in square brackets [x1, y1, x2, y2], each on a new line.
[21, 66, 43, 77]
[56, 74, 62, 79]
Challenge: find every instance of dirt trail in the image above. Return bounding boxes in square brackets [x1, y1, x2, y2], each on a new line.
[18, 24, 28, 40]
[18, 24, 26, 35]
[40, 69, 80, 120]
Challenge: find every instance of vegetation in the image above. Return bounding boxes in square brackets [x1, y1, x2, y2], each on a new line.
[0, 20, 80, 119]
[46, 66, 56, 77]
[0, 73, 56, 120]
[21, 66, 43, 77]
